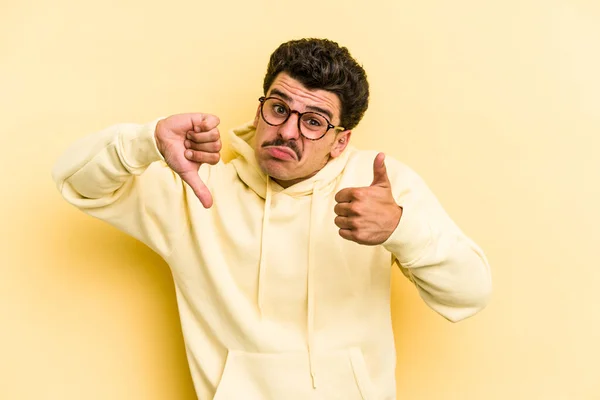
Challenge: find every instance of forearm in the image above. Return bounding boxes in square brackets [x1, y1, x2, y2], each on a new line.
[383, 162, 492, 322]
[386, 218, 492, 322]
[51, 120, 163, 203]
[51, 119, 189, 257]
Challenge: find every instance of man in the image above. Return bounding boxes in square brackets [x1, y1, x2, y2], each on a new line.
[52, 38, 491, 400]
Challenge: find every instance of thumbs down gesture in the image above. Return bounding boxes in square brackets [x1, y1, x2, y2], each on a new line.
[155, 113, 221, 208]
[334, 153, 403, 245]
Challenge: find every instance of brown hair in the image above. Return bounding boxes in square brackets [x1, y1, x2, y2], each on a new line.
[263, 38, 369, 130]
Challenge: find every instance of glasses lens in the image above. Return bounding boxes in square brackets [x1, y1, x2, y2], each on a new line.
[262, 98, 289, 125]
[261, 98, 330, 140]
[300, 113, 328, 139]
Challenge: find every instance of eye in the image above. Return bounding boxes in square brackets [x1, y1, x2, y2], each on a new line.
[307, 118, 323, 127]
[302, 114, 325, 129]
[272, 103, 288, 115]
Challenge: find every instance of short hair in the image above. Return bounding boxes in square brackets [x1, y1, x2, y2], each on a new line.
[263, 38, 369, 130]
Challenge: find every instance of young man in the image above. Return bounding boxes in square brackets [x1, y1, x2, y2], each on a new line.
[52, 38, 491, 400]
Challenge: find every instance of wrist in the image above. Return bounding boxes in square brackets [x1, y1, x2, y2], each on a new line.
[385, 205, 403, 240]
[154, 118, 167, 158]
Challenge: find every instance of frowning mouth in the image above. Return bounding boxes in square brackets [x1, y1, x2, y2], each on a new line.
[261, 139, 301, 160]
[264, 146, 298, 161]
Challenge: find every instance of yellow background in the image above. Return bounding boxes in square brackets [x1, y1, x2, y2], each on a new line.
[2, 0, 599, 399]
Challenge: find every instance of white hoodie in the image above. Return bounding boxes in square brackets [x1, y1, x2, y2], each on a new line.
[52, 120, 491, 400]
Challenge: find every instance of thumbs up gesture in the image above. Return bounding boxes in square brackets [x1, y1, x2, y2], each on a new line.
[334, 153, 403, 245]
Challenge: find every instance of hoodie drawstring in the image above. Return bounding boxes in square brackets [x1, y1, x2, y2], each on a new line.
[257, 177, 321, 389]
[257, 176, 272, 316]
[307, 181, 321, 389]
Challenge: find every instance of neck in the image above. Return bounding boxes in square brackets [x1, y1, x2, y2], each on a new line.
[270, 155, 333, 188]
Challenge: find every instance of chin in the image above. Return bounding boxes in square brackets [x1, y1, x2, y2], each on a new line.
[257, 159, 299, 180]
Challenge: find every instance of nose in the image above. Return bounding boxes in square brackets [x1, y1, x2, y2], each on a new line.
[277, 112, 301, 140]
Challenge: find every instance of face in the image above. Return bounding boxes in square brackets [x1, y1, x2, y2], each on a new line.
[252, 73, 352, 188]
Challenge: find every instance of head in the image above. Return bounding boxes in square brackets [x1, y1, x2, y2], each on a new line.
[252, 38, 369, 188]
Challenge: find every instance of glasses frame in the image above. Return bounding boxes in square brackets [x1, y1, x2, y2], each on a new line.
[258, 96, 345, 141]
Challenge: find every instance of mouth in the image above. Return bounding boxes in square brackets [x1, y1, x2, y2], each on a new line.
[264, 146, 298, 161]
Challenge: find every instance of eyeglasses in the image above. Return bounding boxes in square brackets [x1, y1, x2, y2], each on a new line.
[258, 96, 345, 141]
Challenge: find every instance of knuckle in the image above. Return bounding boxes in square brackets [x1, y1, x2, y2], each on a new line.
[209, 114, 221, 126]
[202, 115, 220, 130]
[352, 231, 365, 243]
[211, 140, 222, 152]
[208, 152, 220, 164]
[336, 189, 350, 202]
[351, 189, 363, 201]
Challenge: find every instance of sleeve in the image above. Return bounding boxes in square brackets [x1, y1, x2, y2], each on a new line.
[381, 159, 492, 322]
[51, 120, 195, 258]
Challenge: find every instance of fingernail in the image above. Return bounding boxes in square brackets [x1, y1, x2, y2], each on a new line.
[186, 150, 192, 158]
[194, 126, 201, 133]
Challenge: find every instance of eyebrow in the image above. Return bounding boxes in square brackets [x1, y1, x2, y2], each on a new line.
[269, 88, 334, 121]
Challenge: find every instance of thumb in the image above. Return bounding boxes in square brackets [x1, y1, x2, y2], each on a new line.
[180, 170, 214, 208]
[370, 152, 390, 187]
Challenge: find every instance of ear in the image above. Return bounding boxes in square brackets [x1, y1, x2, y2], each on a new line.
[252, 104, 261, 127]
[330, 130, 352, 158]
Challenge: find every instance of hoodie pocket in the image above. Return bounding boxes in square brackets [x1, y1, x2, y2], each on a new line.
[213, 347, 374, 400]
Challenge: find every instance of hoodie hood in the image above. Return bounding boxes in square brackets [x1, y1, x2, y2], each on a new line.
[229, 121, 354, 198]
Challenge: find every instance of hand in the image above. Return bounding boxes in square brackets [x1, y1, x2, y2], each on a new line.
[334, 153, 403, 245]
[155, 113, 221, 208]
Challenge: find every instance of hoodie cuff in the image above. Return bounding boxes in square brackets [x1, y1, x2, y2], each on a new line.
[382, 205, 433, 267]
[119, 119, 166, 173]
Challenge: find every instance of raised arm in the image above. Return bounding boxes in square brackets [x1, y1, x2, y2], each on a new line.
[334, 152, 492, 322]
[51, 113, 221, 257]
